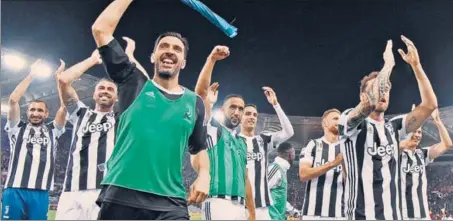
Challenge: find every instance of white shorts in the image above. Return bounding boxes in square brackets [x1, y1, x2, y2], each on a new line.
[302, 215, 346, 220]
[201, 198, 246, 220]
[55, 189, 101, 220]
[245, 207, 272, 220]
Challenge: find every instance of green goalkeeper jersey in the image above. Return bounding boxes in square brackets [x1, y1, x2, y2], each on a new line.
[101, 80, 197, 199]
[206, 118, 247, 198]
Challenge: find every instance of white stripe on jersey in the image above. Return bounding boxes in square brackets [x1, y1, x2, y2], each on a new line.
[4, 120, 64, 190]
[241, 133, 273, 208]
[63, 101, 116, 192]
[400, 147, 432, 219]
[300, 137, 344, 218]
[339, 109, 406, 220]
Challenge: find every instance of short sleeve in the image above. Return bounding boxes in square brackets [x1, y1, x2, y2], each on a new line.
[267, 164, 282, 189]
[299, 139, 316, 166]
[420, 146, 434, 166]
[4, 120, 24, 135]
[48, 121, 65, 138]
[390, 114, 408, 140]
[98, 38, 137, 84]
[338, 108, 362, 137]
[67, 100, 88, 124]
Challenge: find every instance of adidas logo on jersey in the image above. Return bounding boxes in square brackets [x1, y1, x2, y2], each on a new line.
[24, 136, 50, 145]
[402, 163, 424, 174]
[82, 122, 113, 133]
[367, 143, 395, 157]
[247, 152, 264, 161]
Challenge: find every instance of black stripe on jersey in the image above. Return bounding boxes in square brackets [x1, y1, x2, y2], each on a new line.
[7, 125, 27, 187]
[302, 141, 317, 215]
[79, 112, 98, 190]
[415, 154, 426, 218]
[354, 126, 367, 220]
[252, 138, 263, 207]
[405, 153, 415, 218]
[313, 142, 329, 215]
[35, 127, 48, 189]
[384, 126, 398, 220]
[96, 115, 109, 189]
[65, 108, 88, 191]
[370, 124, 385, 220]
[20, 128, 36, 187]
[344, 139, 355, 219]
[328, 144, 341, 217]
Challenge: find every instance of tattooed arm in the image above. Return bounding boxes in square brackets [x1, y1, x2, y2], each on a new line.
[397, 35, 437, 133]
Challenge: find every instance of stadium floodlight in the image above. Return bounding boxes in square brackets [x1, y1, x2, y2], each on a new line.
[213, 109, 224, 122]
[2, 53, 26, 71]
[1, 103, 10, 114]
[34, 62, 53, 78]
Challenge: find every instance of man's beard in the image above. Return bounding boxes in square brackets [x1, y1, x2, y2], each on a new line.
[29, 118, 44, 126]
[329, 126, 339, 135]
[225, 118, 239, 130]
[155, 62, 180, 79]
[98, 100, 114, 109]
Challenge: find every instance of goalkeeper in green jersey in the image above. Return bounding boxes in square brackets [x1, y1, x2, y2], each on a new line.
[268, 142, 295, 220]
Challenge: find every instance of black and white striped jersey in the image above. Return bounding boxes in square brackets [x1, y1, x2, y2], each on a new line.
[241, 133, 274, 208]
[4, 120, 65, 190]
[300, 137, 345, 218]
[63, 101, 116, 192]
[400, 147, 432, 219]
[339, 108, 407, 220]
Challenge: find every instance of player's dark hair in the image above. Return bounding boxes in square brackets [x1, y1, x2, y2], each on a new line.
[96, 78, 117, 88]
[29, 99, 48, 111]
[154, 32, 189, 58]
[359, 71, 379, 93]
[277, 142, 293, 155]
[322, 108, 341, 120]
[245, 104, 258, 110]
[223, 94, 244, 105]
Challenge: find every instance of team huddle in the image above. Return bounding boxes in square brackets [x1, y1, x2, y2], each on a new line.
[1, 0, 452, 220]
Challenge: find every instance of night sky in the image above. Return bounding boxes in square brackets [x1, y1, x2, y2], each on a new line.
[2, 0, 453, 117]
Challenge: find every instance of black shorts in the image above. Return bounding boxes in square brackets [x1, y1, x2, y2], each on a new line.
[97, 202, 190, 220]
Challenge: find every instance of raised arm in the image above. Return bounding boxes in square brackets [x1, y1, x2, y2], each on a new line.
[122, 36, 148, 78]
[53, 60, 67, 128]
[397, 35, 438, 133]
[194, 46, 229, 100]
[340, 40, 394, 136]
[91, 0, 134, 47]
[58, 51, 101, 85]
[204, 82, 219, 121]
[427, 109, 452, 160]
[262, 87, 294, 146]
[8, 59, 42, 123]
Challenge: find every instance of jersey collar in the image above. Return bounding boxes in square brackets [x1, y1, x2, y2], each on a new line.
[274, 156, 290, 171]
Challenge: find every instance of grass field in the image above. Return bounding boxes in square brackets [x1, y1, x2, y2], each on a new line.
[47, 210, 201, 220]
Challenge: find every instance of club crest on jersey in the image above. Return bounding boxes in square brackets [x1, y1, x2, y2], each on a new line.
[385, 122, 394, 135]
[184, 104, 193, 122]
[315, 159, 342, 172]
[42, 126, 49, 133]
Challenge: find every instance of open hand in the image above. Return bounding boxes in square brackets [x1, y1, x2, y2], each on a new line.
[398, 35, 420, 66]
[122, 36, 136, 58]
[383, 40, 395, 65]
[207, 82, 219, 105]
[263, 86, 278, 106]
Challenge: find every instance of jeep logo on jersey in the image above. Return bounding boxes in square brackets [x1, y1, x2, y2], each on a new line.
[315, 159, 342, 172]
[247, 152, 264, 161]
[402, 163, 424, 174]
[24, 136, 50, 145]
[367, 143, 395, 157]
[82, 122, 113, 133]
